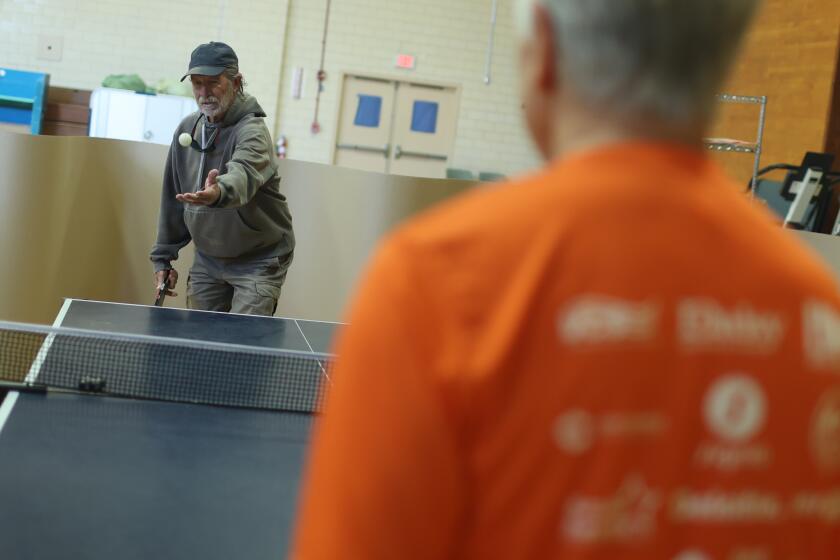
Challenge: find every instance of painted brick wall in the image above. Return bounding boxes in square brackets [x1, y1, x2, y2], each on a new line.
[0, 0, 290, 135]
[710, 0, 840, 185]
[274, 0, 541, 177]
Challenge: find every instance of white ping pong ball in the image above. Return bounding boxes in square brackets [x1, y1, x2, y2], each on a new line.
[178, 133, 192, 147]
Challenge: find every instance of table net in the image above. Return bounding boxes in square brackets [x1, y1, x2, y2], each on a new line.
[0, 321, 332, 413]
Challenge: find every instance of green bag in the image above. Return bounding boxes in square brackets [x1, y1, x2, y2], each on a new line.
[153, 79, 193, 97]
[101, 74, 150, 94]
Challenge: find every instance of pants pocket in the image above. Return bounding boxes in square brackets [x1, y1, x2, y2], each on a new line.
[230, 281, 280, 316]
[186, 271, 234, 312]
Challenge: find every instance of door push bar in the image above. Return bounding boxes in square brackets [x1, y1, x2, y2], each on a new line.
[336, 143, 390, 155]
[394, 145, 447, 161]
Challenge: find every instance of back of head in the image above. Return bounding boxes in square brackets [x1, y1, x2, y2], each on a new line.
[517, 0, 760, 130]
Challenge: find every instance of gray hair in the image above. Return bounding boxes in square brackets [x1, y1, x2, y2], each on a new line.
[517, 0, 760, 125]
[222, 67, 246, 97]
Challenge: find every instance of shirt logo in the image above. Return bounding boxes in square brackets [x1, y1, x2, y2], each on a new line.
[559, 296, 659, 345]
[695, 374, 771, 471]
[803, 301, 840, 369]
[670, 489, 782, 523]
[791, 489, 840, 524]
[562, 475, 660, 544]
[672, 551, 711, 560]
[704, 375, 767, 443]
[554, 409, 666, 455]
[554, 409, 595, 455]
[677, 299, 784, 354]
[811, 386, 840, 473]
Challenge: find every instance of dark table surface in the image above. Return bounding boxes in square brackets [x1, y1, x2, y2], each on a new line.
[0, 299, 337, 560]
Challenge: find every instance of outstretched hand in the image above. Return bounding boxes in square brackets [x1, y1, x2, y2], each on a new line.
[176, 169, 222, 206]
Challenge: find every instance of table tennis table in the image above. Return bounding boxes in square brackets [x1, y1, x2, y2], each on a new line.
[0, 299, 337, 560]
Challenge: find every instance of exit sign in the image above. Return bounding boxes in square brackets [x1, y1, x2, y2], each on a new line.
[396, 54, 416, 70]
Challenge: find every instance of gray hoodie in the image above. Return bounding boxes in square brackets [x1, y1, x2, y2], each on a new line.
[150, 94, 294, 272]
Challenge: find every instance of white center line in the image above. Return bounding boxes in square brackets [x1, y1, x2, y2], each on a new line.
[294, 320, 332, 384]
[0, 299, 73, 436]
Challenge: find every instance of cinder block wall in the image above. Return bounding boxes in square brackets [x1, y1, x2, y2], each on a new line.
[1, 0, 539, 178]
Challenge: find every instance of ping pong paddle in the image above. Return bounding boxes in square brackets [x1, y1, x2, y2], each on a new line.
[154, 270, 170, 307]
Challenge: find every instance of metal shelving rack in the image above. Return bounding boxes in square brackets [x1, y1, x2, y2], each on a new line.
[704, 93, 768, 193]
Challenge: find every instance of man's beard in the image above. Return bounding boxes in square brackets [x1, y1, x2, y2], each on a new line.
[199, 87, 237, 121]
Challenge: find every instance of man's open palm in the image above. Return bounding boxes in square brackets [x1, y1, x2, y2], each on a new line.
[176, 169, 221, 206]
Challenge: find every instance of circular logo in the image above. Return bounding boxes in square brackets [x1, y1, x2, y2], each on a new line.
[554, 409, 594, 455]
[811, 387, 840, 472]
[673, 551, 711, 560]
[704, 375, 767, 442]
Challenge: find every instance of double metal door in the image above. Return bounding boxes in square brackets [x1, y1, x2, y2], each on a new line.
[333, 75, 459, 178]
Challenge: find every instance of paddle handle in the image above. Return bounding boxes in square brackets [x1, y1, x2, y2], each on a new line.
[154, 270, 170, 307]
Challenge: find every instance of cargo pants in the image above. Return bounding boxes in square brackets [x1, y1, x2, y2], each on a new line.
[186, 250, 293, 316]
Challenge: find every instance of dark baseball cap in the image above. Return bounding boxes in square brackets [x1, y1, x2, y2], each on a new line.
[180, 41, 239, 82]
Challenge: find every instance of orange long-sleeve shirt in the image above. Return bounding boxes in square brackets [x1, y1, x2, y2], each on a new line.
[293, 143, 840, 559]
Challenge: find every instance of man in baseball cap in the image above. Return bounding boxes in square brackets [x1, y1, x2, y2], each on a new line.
[150, 41, 295, 316]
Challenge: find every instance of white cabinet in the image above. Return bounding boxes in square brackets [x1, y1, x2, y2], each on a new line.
[89, 88, 197, 145]
[93, 90, 146, 142]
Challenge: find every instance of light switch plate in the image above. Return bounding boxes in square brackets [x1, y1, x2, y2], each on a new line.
[38, 35, 63, 61]
[291, 67, 303, 99]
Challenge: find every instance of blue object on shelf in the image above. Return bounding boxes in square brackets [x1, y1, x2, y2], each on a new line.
[354, 94, 382, 128]
[411, 100, 438, 134]
[0, 68, 50, 134]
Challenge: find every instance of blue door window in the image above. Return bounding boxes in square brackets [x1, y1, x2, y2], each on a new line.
[354, 94, 382, 128]
[410, 100, 438, 134]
